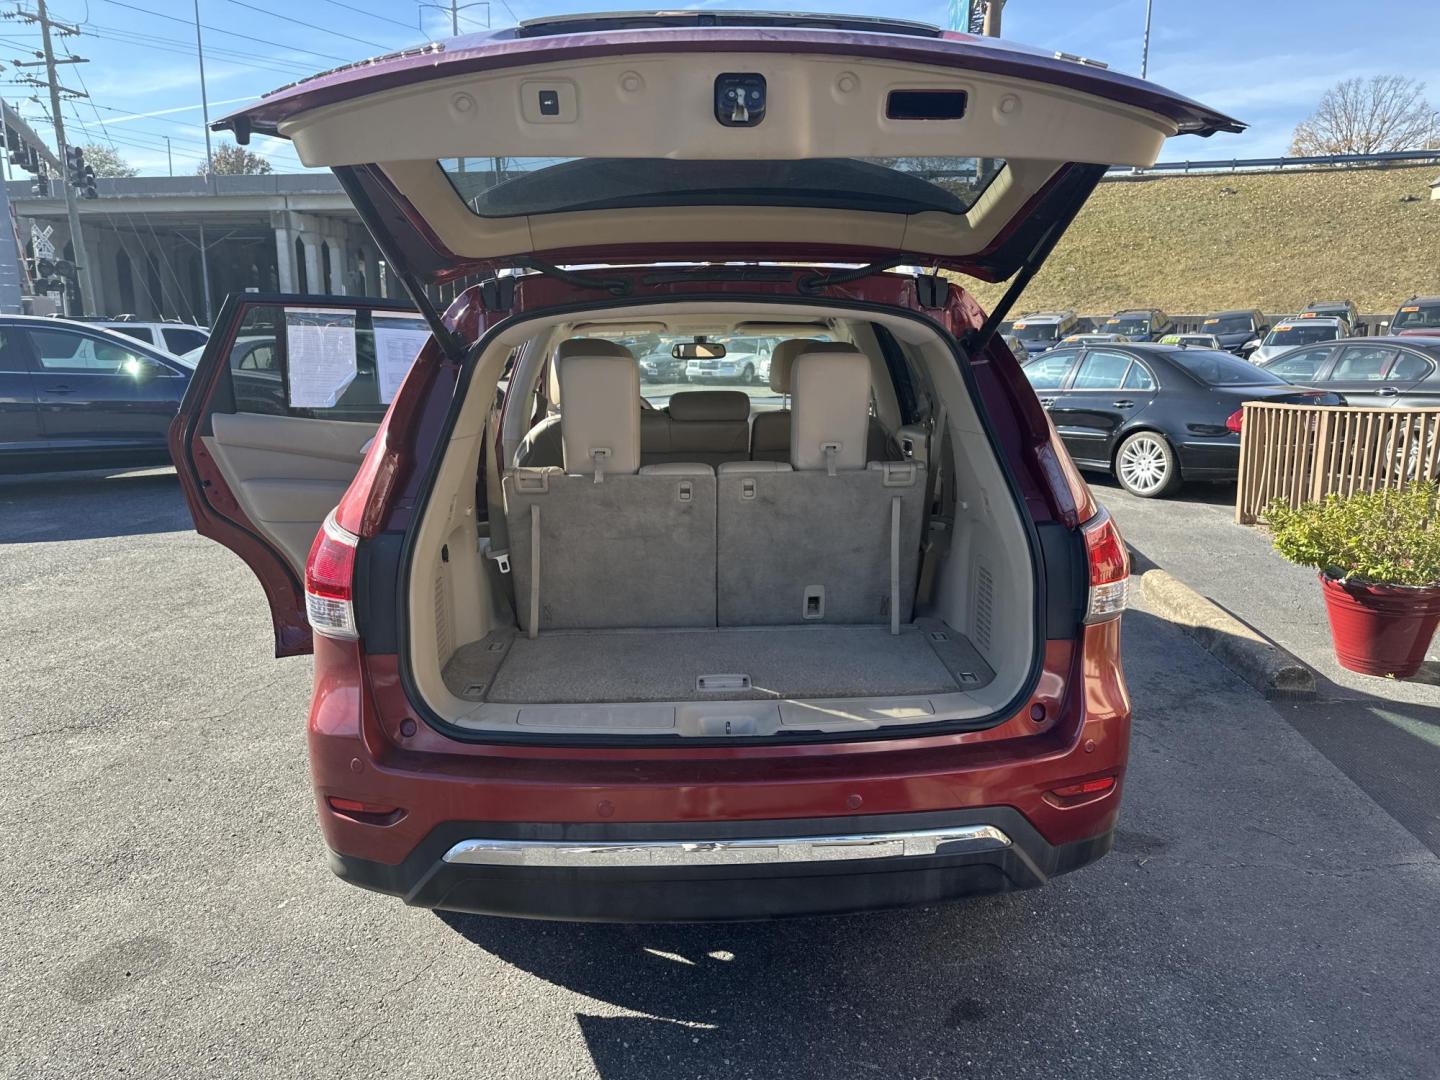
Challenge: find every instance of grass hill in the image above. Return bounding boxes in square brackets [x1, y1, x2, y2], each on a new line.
[957, 164, 1440, 317]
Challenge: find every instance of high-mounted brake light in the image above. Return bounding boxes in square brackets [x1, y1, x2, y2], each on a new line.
[1082, 508, 1130, 624]
[305, 511, 359, 640]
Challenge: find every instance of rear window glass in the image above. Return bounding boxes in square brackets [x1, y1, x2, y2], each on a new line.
[108, 325, 155, 345]
[439, 156, 1006, 218]
[1167, 349, 1287, 386]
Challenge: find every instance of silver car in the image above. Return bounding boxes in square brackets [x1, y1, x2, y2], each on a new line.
[1247, 317, 1345, 364]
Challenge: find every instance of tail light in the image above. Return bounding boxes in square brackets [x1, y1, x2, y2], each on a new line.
[305, 511, 359, 640]
[1082, 508, 1130, 624]
[1225, 408, 1244, 433]
[1044, 775, 1117, 807]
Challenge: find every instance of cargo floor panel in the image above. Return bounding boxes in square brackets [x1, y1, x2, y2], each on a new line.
[442, 622, 994, 704]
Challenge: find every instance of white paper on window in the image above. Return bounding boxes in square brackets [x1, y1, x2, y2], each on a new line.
[372, 312, 431, 404]
[286, 307, 358, 408]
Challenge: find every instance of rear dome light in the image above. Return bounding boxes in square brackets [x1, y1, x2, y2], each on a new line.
[1225, 408, 1244, 433]
[305, 511, 359, 640]
[1082, 508, 1130, 624]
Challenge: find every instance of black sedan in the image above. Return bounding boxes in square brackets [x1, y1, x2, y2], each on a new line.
[0, 314, 194, 474]
[635, 348, 688, 383]
[1021, 343, 1342, 498]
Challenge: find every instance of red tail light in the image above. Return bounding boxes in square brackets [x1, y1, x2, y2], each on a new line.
[1081, 508, 1130, 624]
[1044, 775, 1118, 807]
[305, 511, 359, 640]
[1225, 408, 1244, 433]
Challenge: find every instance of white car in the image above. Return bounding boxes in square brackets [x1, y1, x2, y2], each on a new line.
[1246, 318, 1345, 364]
[97, 320, 210, 356]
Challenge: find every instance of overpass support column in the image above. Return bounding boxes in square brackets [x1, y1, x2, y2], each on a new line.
[300, 235, 322, 296]
[273, 216, 296, 292]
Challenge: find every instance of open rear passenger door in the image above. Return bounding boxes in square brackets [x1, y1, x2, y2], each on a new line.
[170, 293, 431, 656]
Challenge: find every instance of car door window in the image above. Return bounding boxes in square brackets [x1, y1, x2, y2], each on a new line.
[109, 326, 156, 345]
[1022, 349, 1079, 390]
[1122, 361, 1155, 390]
[29, 328, 153, 374]
[162, 327, 208, 353]
[1070, 350, 1132, 390]
[1387, 351, 1433, 382]
[227, 303, 428, 422]
[1267, 347, 1331, 381]
[0, 327, 29, 372]
[1327, 345, 1397, 382]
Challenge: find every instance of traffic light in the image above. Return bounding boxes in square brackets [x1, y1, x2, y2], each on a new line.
[82, 163, 96, 199]
[3, 125, 19, 156]
[64, 144, 84, 188]
[31, 165, 48, 196]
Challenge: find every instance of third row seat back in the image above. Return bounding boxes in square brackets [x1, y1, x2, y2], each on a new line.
[504, 339, 716, 634]
[751, 339, 903, 463]
[642, 389, 750, 467]
[717, 346, 927, 628]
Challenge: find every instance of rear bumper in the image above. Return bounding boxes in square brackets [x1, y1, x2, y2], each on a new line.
[327, 808, 1114, 922]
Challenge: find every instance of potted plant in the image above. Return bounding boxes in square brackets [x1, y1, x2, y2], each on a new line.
[1267, 482, 1440, 678]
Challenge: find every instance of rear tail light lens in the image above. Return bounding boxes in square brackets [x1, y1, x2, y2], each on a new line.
[1044, 775, 1117, 807]
[1225, 408, 1244, 434]
[1082, 508, 1130, 624]
[325, 796, 404, 825]
[305, 511, 359, 640]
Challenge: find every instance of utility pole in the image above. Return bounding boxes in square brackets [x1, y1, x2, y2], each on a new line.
[1140, 0, 1154, 78]
[10, 0, 96, 314]
[165, 136, 173, 176]
[193, 0, 213, 176]
[982, 0, 1005, 36]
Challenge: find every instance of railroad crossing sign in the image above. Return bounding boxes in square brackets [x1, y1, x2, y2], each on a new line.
[31, 223, 55, 260]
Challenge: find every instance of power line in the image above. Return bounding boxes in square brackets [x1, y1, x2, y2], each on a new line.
[80, 22, 318, 76]
[317, 0, 419, 32]
[94, 0, 353, 63]
[218, 0, 392, 51]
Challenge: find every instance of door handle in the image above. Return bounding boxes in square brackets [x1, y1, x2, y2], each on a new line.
[1038, 397, 1057, 407]
[1375, 387, 1399, 397]
[43, 385, 76, 394]
[1111, 399, 1135, 408]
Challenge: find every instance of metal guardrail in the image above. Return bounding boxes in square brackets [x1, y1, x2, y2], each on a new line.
[1109, 148, 1440, 177]
[1235, 402, 1440, 524]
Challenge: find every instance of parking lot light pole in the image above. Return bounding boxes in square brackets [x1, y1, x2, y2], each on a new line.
[1141, 0, 1154, 78]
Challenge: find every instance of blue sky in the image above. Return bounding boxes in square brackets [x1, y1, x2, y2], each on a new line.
[4, 0, 1437, 176]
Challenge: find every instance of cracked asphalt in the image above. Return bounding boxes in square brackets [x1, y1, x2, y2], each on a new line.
[3, 467, 1438, 1080]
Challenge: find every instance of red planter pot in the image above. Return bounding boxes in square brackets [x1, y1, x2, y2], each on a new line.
[1319, 573, 1440, 679]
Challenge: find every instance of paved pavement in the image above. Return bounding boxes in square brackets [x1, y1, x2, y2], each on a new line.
[1098, 476, 1440, 856]
[3, 467, 1439, 1079]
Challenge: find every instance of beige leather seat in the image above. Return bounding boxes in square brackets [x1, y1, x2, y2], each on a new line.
[750, 339, 901, 463]
[503, 340, 716, 634]
[642, 389, 751, 468]
[717, 345, 927, 628]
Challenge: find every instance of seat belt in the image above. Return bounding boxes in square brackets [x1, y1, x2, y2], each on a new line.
[483, 406, 517, 616]
[527, 503, 541, 639]
[914, 399, 948, 609]
[889, 495, 902, 636]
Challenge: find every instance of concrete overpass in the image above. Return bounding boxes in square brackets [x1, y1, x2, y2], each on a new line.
[7, 173, 404, 323]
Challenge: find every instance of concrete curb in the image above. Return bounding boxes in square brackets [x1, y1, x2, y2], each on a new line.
[1136, 566, 1316, 700]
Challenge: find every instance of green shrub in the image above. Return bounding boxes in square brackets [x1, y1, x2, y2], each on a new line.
[1266, 483, 1440, 587]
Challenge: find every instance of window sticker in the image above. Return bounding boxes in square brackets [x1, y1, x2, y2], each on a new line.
[286, 308, 359, 408]
[372, 312, 431, 404]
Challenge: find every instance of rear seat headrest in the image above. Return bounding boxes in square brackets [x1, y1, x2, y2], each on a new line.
[549, 337, 632, 406]
[768, 339, 853, 394]
[667, 390, 750, 422]
[789, 345, 870, 473]
[556, 339, 641, 477]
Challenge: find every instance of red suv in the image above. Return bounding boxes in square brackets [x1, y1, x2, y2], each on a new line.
[172, 12, 1239, 921]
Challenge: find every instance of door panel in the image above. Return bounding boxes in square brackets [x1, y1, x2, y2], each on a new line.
[0, 326, 41, 452]
[1049, 350, 1156, 464]
[28, 326, 186, 444]
[204, 412, 376, 574]
[171, 292, 431, 656]
[1318, 344, 1401, 406]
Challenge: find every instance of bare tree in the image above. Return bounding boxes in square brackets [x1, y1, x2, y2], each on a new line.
[81, 143, 137, 178]
[1290, 75, 1440, 155]
[197, 142, 273, 176]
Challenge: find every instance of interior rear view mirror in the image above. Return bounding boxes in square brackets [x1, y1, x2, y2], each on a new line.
[672, 341, 727, 359]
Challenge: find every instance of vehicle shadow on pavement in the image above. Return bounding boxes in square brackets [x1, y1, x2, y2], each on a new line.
[0, 468, 189, 543]
[438, 897, 1037, 1078]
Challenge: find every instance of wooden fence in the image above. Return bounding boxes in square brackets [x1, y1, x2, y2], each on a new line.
[1235, 403, 1440, 524]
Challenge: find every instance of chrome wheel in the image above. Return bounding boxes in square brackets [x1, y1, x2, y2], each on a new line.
[1117, 433, 1174, 496]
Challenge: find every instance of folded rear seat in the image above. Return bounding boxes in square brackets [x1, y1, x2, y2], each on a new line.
[504, 340, 716, 635]
[717, 346, 926, 629]
[751, 339, 903, 463]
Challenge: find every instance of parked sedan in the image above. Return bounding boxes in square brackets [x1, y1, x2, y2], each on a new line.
[0, 314, 193, 473]
[635, 348, 687, 382]
[1257, 335, 1440, 408]
[1199, 309, 1267, 355]
[1022, 343, 1342, 497]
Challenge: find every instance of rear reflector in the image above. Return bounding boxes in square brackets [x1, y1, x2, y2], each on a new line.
[1081, 508, 1130, 624]
[1046, 776, 1117, 803]
[325, 796, 404, 825]
[305, 511, 359, 640]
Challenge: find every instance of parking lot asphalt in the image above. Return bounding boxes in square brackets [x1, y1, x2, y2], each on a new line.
[4, 468, 1439, 1080]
